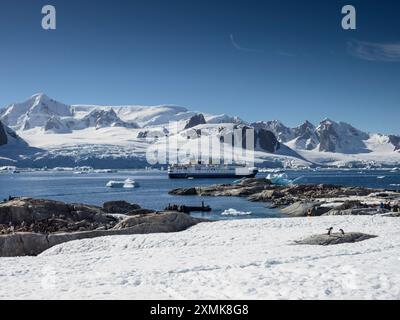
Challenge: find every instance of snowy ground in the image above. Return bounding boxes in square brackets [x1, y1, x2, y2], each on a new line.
[1, 216, 400, 300]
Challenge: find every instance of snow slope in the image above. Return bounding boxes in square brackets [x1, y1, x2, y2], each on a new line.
[1, 216, 399, 300]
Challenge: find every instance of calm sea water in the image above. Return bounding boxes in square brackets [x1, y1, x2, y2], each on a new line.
[0, 169, 399, 221]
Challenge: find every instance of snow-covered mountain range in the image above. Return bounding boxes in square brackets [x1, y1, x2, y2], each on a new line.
[0, 93, 399, 168]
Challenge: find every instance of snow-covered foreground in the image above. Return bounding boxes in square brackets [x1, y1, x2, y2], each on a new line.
[1, 216, 400, 300]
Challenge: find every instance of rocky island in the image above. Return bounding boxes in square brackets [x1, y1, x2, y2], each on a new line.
[169, 178, 400, 217]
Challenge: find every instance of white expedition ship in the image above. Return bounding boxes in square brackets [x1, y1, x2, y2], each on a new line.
[168, 164, 258, 179]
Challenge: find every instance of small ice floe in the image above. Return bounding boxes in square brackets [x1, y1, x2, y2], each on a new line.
[94, 169, 118, 173]
[266, 173, 296, 186]
[233, 177, 246, 184]
[0, 166, 17, 172]
[73, 166, 93, 174]
[106, 178, 136, 189]
[122, 178, 136, 188]
[391, 167, 399, 172]
[221, 208, 252, 216]
[390, 184, 400, 187]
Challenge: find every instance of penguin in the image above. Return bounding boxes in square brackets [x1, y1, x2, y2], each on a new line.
[327, 227, 333, 236]
[339, 229, 345, 235]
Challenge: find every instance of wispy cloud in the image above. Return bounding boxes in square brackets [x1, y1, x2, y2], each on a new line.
[348, 40, 400, 62]
[277, 50, 296, 57]
[230, 34, 261, 53]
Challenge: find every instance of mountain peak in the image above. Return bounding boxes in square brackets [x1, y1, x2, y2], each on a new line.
[30, 92, 50, 102]
[320, 118, 340, 126]
[302, 120, 314, 126]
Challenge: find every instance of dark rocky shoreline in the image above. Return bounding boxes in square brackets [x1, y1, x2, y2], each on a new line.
[2, 178, 399, 257]
[169, 178, 400, 217]
[0, 198, 206, 257]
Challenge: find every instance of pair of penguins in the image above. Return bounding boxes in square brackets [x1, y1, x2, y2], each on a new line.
[326, 227, 345, 236]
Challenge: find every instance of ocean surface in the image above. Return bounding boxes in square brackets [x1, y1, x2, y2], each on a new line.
[0, 169, 399, 221]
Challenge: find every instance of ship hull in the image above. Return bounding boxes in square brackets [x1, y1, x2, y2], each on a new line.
[168, 172, 258, 179]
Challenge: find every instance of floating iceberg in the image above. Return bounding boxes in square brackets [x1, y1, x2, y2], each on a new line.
[122, 178, 136, 188]
[266, 173, 304, 186]
[0, 166, 17, 172]
[266, 173, 292, 186]
[106, 178, 136, 189]
[221, 208, 252, 216]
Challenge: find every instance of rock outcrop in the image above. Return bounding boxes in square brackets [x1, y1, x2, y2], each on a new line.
[0, 198, 112, 229]
[44, 116, 72, 134]
[322, 208, 390, 216]
[295, 233, 377, 246]
[251, 121, 294, 143]
[102, 200, 141, 214]
[0, 198, 207, 257]
[0, 121, 7, 146]
[170, 178, 271, 198]
[113, 211, 203, 232]
[291, 121, 319, 150]
[0, 198, 164, 235]
[81, 109, 139, 130]
[389, 135, 400, 152]
[170, 178, 400, 216]
[280, 201, 331, 217]
[0, 212, 205, 257]
[0, 120, 27, 146]
[255, 129, 280, 153]
[316, 119, 369, 153]
[184, 114, 207, 130]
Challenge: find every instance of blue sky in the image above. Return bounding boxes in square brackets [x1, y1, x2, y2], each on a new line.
[0, 0, 399, 134]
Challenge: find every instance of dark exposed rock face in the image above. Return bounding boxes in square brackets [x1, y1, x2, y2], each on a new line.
[184, 114, 207, 130]
[292, 121, 319, 150]
[255, 129, 280, 153]
[44, 116, 71, 133]
[0, 121, 7, 146]
[0, 198, 116, 233]
[280, 201, 331, 217]
[0, 212, 206, 257]
[389, 135, 400, 151]
[137, 131, 149, 138]
[82, 109, 139, 130]
[0, 120, 27, 146]
[293, 121, 315, 137]
[128, 208, 156, 216]
[170, 178, 272, 197]
[316, 119, 369, 153]
[102, 201, 141, 214]
[251, 121, 294, 143]
[317, 120, 339, 152]
[113, 211, 204, 231]
[0, 198, 207, 257]
[295, 233, 377, 246]
[137, 128, 169, 139]
[170, 188, 198, 196]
